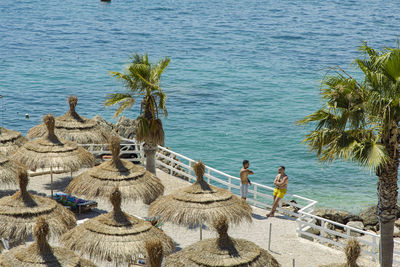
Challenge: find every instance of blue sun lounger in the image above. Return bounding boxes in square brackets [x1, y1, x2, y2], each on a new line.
[52, 192, 98, 214]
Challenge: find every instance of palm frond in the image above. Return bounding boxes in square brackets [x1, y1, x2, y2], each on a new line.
[114, 97, 135, 117]
[381, 49, 400, 82]
[359, 42, 379, 59]
[154, 57, 171, 80]
[301, 42, 400, 178]
[297, 109, 348, 131]
[152, 91, 168, 117]
[129, 64, 160, 90]
[352, 140, 388, 170]
[109, 72, 139, 92]
[104, 93, 133, 107]
[105, 93, 135, 117]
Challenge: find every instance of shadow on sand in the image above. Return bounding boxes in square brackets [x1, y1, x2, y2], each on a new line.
[43, 176, 71, 192]
[173, 242, 183, 252]
[0, 189, 46, 198]
[188, 223, 208, 230]
[76, 208, 107, 221]
[252, 212, 296, 221]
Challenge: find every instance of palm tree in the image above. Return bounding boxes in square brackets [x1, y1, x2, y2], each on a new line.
[105, 53, 170, 174]
[298, 43, 400, 267]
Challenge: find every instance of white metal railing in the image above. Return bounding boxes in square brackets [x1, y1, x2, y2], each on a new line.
[81, 141, 144, 164]
[80, 138, 400, 265]
[155, 145, 312, 218]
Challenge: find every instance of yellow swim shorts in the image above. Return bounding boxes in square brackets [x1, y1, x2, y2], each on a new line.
[273, 188, 287, 199]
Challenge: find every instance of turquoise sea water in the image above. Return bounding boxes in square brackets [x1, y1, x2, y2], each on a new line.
[1, 0, 400, 212]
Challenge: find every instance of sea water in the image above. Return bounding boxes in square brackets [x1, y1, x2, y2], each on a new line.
[1, 0, 400, 213]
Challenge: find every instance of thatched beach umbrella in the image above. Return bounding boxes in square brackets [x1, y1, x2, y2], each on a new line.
[0, 217, 96, 267]
[0, 152, 25, 187]
[65, 135, 164, 204]
[12, 114, 94, 196]
[61, 187, 175, 265]
[165, 217, 280, 267]
[0, 127, 27, 156]
[0, 170, 76, 243]
[319, 238, 361, 267]
[28, 96, 110, 144]
[148, 160, 252, 239]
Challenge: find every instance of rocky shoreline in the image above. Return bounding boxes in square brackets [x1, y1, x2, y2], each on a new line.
[313, 206, 400, 236]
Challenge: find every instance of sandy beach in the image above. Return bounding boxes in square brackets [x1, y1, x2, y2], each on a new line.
[4, 167, 377, 267]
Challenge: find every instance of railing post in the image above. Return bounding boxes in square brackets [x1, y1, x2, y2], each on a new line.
[169, 153, 173, 175]
[228, 176, 231, 191]
[207, 169, 210, 184]
[188, 161, 192, 178]
[321, 220, 326, 242]
[296, 217, 302, 237]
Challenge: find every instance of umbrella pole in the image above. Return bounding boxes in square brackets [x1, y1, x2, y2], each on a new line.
[50, 165, 53, 199]
[200, 219, 203, 241]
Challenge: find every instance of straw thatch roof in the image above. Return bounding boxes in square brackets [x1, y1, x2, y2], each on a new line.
[319, 238, 361, 267]
[65, 136, 163, 204]
[148, 161, 252, 226]
[145, 240, 163, 267]
[11, 114, 94, 171]
[0, 217, 96, 267]
[0, 127, 27, 156]
[0, 153, 25, 187]
[27, 96, 111, 144]
[61, 187, 174, 265]
[0, 170, 76, 242]
[165, 217, 280, 267]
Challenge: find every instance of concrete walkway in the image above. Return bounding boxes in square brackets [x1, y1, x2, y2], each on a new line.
[15, 168, 378, 267]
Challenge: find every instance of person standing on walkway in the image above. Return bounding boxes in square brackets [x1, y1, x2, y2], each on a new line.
[267, 166, 288, 218]
[239, 160, 254, 200]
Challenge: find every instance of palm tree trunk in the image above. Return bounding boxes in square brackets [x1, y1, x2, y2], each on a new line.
[378, 166, 398, 267]
[380, 219, 395, 266]
[378, 130, 399, 267]
[144, 143, 157, 174]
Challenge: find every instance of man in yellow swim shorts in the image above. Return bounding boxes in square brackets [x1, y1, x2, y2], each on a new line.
[267, 166, 288, 218]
